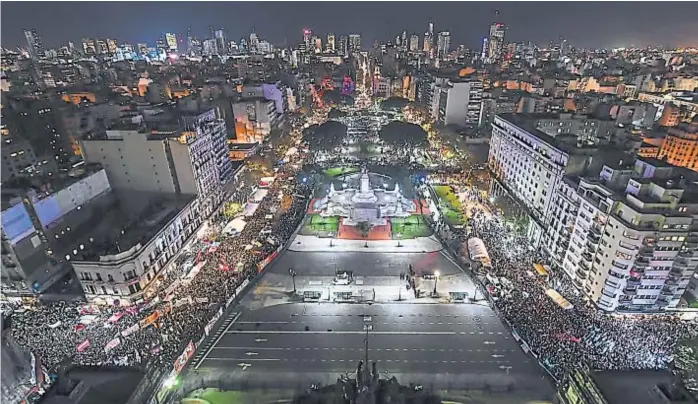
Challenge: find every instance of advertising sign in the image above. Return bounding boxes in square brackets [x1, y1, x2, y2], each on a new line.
[1, 203, 35, 245]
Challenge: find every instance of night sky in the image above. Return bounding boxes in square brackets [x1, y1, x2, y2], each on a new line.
[2, 2, 697, 50]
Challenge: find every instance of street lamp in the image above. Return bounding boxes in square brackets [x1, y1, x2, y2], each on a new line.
[433, 271, 440, 295]
[289, 268, 297, 294]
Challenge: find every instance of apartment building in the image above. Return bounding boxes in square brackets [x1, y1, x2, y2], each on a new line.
[657, 123, 698, 172]
[488, 113, 637, 245]
[1, 167, 112, 295]
[231, 97, 279, 143]
[436, 78, 484, 128]
[545, 157, 698, 312]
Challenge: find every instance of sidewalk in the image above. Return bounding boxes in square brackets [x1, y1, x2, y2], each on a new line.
[288, 235, 443, 253]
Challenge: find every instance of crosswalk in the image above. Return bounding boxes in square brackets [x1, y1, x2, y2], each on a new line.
[191, 312, 240, 369]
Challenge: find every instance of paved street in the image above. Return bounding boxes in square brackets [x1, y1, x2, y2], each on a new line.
[185, 249, 554, 399]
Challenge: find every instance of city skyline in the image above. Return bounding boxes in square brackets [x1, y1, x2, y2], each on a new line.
[2, 2, 698, 51]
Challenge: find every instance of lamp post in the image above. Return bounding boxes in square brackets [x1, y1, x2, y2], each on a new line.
[289, 268, 297, 294]
[433, 271, 440, 295]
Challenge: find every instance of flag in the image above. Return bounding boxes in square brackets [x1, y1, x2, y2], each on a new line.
[104, 338, 121, 353]
[77, 339, 91, 352]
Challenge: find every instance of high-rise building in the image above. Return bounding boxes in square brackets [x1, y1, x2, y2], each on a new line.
[401, 31, 408, 51]
[338, 35, 348, 57]
[424, 22, 435, 59]
[137, 43, 149, 55]
[348, 34, 361, 55]
[409, 34, 419, 52]
[203, 39, 218, 56]
[105, 38, 118, 55]
[96, 38, 109, 55]
[81, 38, 97, 55]
[214, 29, 226, 55]
[23, 29, 43, 60]
[543, 157, 698, 312]
[487, 22, 506, 62]
[165, 32, 178, 52]
[313, 36, 322, 54]
[249, 32, 259, 54]
[657, 123, 698, 172]
[326, 33, 336, 53]
[436, 78, 483, 128]
[437, 31, 451, 60]
[303, 29, 312, 50]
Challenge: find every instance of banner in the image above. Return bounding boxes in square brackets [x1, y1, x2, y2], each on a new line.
[173, 341, 196, 375]
[556, 333, 582, 343]
[121, 323, 139, 337]
[195, 297, 209, 304]
[78, 305, 100, 315]
[164, 281, 180, 296]
[235, 279, 250, 296]
[79, 315, 98, 325]
[143, 296, 161, 311]
[48, 321, 62, 329]
[256, 251, 279, 273]
[174, 297, 192, 307]
[77, 339, 91, 353]
[108, 312, 124, 324]
[139, 311, 160, 329]
[126, 306, 140, 315]
[204, 307, 224, 336]
[104, 338, 121, 353]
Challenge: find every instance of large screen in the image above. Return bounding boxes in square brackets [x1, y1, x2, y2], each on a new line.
[1, 203, 35, 245]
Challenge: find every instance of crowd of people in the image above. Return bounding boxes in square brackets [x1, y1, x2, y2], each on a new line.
[8, 128, 312, 377]
[467, 210, 698, 380]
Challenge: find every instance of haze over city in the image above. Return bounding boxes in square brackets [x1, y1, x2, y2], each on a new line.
[2, 2, 698, 49]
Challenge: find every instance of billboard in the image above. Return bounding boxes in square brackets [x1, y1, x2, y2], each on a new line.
[173, 341, 196, 375]
[1, 203, 35, 245]
[33, 170, 110, 228]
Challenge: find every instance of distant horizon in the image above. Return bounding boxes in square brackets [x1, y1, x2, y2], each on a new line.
[2, 2, 698, 51]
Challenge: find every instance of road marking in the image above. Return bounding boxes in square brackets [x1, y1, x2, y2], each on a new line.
[245, 352, 258, 356]
[213, 347, 284, 351]
[254, 338, 267, 343]
[492, 354, 505, 358]
[225, 330, 457, 335]
[206, 358, 281, 361]
[195, 312, 241, 369]
[238, 321, 289, 324]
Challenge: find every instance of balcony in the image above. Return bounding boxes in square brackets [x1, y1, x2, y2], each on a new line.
[622, 287, 638, 296]
[657, 298, 671, 306]
[638, 248, 653, 258]
[588, 232, 601, 244]
[608, 271, 624, 282]
[575, 269, 588, 280]
[581, 252, 593, 263]
[669, 267, 684, 277]
[665, 278, 679, 286]
[642, 238, 656, 247]
[626, 277, 641, 287]
[589, 225, 602, 236]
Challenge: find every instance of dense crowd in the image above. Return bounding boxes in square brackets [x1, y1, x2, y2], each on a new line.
[9, 136, 312, 376]
[467, 210, 698, 380]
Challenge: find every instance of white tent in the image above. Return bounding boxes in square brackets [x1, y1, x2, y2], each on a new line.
[223, 217, 247, 235]
[466, 238, 491, 267]
[250, 189, 269, 203]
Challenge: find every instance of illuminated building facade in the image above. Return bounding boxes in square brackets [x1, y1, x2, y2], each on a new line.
[23, 29, 44, 60]
[166, 33, 178, 52]
[658, 124, 698, 172]
[348, 34, 361, 55]
[487, 23, 505, 62]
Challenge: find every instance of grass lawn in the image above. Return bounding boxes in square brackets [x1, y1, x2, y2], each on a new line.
[432, 185, 465, 226]
[184, 388, 287, 404]
[183, 389, 245, 404]
[324, 166, 359, 177]
[301, 214, 340, 234]
[390, 215, 432, 239]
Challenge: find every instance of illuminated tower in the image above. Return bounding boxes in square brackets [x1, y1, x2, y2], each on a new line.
[437, 31, 451, 60]
[23, 29, 44, 60]
[327, 33, 336, 53]
[409, 35, 419, 52]
[487, 22, 505, 62]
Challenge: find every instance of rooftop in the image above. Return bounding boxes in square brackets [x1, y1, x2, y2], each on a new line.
[592, 370, 694, 404]
[71, 190, 195, 262]
[497, 113, 601, 154]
